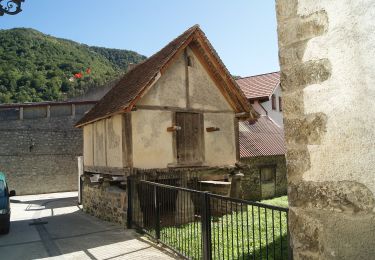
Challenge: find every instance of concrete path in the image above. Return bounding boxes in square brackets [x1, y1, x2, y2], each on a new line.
[0, 192, 177, 260]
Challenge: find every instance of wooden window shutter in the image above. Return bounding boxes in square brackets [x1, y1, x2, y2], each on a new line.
[271, 95, 276, 110]
[175, 112, 204, 165]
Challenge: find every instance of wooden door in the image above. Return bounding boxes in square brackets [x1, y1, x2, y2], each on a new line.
[175, 112, 204, 165]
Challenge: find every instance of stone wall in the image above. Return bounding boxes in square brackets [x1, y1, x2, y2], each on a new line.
[82, 179, 127, 224]
[0, 102, 95, 195]
[240, 155, 287, 201]
[276, 0, 375, 258]
[81, 166, 238, 225]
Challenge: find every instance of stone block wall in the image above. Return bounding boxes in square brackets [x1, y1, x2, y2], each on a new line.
[276, 0, 375, 258]
[0, 102, 95, 195]
[82, 180, 127, 225]
[240, 155, 287, 201]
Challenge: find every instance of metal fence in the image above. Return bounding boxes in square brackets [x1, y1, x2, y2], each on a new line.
[127, 178, 291, 260]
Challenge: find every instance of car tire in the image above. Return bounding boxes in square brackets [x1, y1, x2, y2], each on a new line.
[0, 223, 9, 234]
[4, 224, 9, 234]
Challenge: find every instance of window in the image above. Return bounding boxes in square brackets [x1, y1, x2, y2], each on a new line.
[260, 166, 276, 199]
[279, 96, 283, 111]
[175, 112, 204, 164]
[260, 167, 275, 184]
[187, 56, 193, 67]
[271, 95, 276, 110]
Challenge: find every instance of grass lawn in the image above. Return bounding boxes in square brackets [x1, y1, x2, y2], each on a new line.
[158, 196, 289, 260]
[261, 195, 289, 208]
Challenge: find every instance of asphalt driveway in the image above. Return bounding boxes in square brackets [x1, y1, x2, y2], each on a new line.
[0, 192, 176, 260]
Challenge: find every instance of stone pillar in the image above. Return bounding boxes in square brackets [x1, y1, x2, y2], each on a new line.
[132, 187, 144, 227]
[175, 178, 195, 225]
[276, 0, 375, 259]
[229, 172, 244, 199]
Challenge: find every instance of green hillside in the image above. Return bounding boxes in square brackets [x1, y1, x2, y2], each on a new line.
[0, 28, 146, 103]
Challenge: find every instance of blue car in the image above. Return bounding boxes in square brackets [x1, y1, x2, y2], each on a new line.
[0, 172, 16, 234]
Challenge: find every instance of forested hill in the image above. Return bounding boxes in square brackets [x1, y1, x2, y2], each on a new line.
[0, 28, 146, 103]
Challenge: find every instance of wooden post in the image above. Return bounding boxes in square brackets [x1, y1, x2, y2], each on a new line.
[19, 107, 23, 120]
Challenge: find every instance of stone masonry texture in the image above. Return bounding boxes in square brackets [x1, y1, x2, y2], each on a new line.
[240, 155, 287, 201]
[276, 0, 375, 259]
[82, 180, 127, 225]
[0, 103, 94, 195]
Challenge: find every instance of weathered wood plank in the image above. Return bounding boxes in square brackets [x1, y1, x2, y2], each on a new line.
[135, 105, 233, 114]
[175, 112, 204, 165]
[84, 166, 131, 176]
[122, 113, 133, 169]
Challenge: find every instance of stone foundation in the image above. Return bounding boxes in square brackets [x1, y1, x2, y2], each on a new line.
[82, 166, 243, 226]
[82, 178, 127, 225]
[240, 155, 287, 201]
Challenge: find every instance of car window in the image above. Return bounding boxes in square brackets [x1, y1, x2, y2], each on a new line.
[0, 180, 5, 197]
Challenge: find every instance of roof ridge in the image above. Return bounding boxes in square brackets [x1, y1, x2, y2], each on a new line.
[75, 25, 255, 127]
[238, 71, 280, 80]
[144, 25, 200, 62]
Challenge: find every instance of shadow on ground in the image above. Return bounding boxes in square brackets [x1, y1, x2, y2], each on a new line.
[0, 195, 174, 260]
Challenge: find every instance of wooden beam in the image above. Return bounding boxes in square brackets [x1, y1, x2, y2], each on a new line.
[123, 113, 133, 169]
[171, 112, 177, 164]
[84, 165, 131, 176]
[104, 118, 108, 167]
[206, 127, 220, 132]
[184, 49, 190, 109]
[19, 107, 23, 120]
[46, 105, 51, 118]
[135, 105, 233, 114]
[234, 117, 240, 161]
[71, 104, 76, 117]
[160, 34, 196, 74]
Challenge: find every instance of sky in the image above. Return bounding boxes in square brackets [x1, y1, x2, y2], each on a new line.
[0, 1, 279, 77]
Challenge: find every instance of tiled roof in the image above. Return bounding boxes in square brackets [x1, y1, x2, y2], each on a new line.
[239, 116, 286, 158]
[236, 71, 280, 100]
[76, 25, 255, 127]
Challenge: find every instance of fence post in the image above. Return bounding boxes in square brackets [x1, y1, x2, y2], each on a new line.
[154, 185, 161, 240]
[287, 213, 293, 260]
[201, 192, 212, 260]
[127, 177, 132, 229]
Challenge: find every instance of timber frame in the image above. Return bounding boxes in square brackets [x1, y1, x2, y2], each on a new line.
[75, 25, 257, 128]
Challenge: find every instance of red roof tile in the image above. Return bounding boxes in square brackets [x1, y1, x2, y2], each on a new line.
[76, 25, 255, 127]
[239, 116, 286, 158]
[236, 71, 280, 100]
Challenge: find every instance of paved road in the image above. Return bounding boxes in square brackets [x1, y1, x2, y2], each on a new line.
[0, 192, 176, 260]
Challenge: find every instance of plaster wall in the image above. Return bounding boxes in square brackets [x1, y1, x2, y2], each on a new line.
[132, 109, 174, 168]
[138, 47, 233, 111]
[131, 46, 237, 169]
[105, 115, 123, 168]
[276, 0, 375, 258]
[84, 114, 123, 168]
[83, 124, 94, 166]
[82, 46, 238, 170]
[138, 52, 186, 108]
[260, 86, 284, 127]
[93, 120, 106, 167]
[186, 48, 232, 111]
[204, 113, 236, 166]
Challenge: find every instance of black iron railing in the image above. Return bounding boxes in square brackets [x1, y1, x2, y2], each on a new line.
[127, 178, 292, 260]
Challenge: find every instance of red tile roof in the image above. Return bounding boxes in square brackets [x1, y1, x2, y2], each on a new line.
[76, 25, 255, 127]
[239, 116, 286, 158]
[236, 71, 280, 100]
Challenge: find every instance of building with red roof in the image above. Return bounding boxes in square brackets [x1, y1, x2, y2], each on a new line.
[236, 72, 287, 201]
